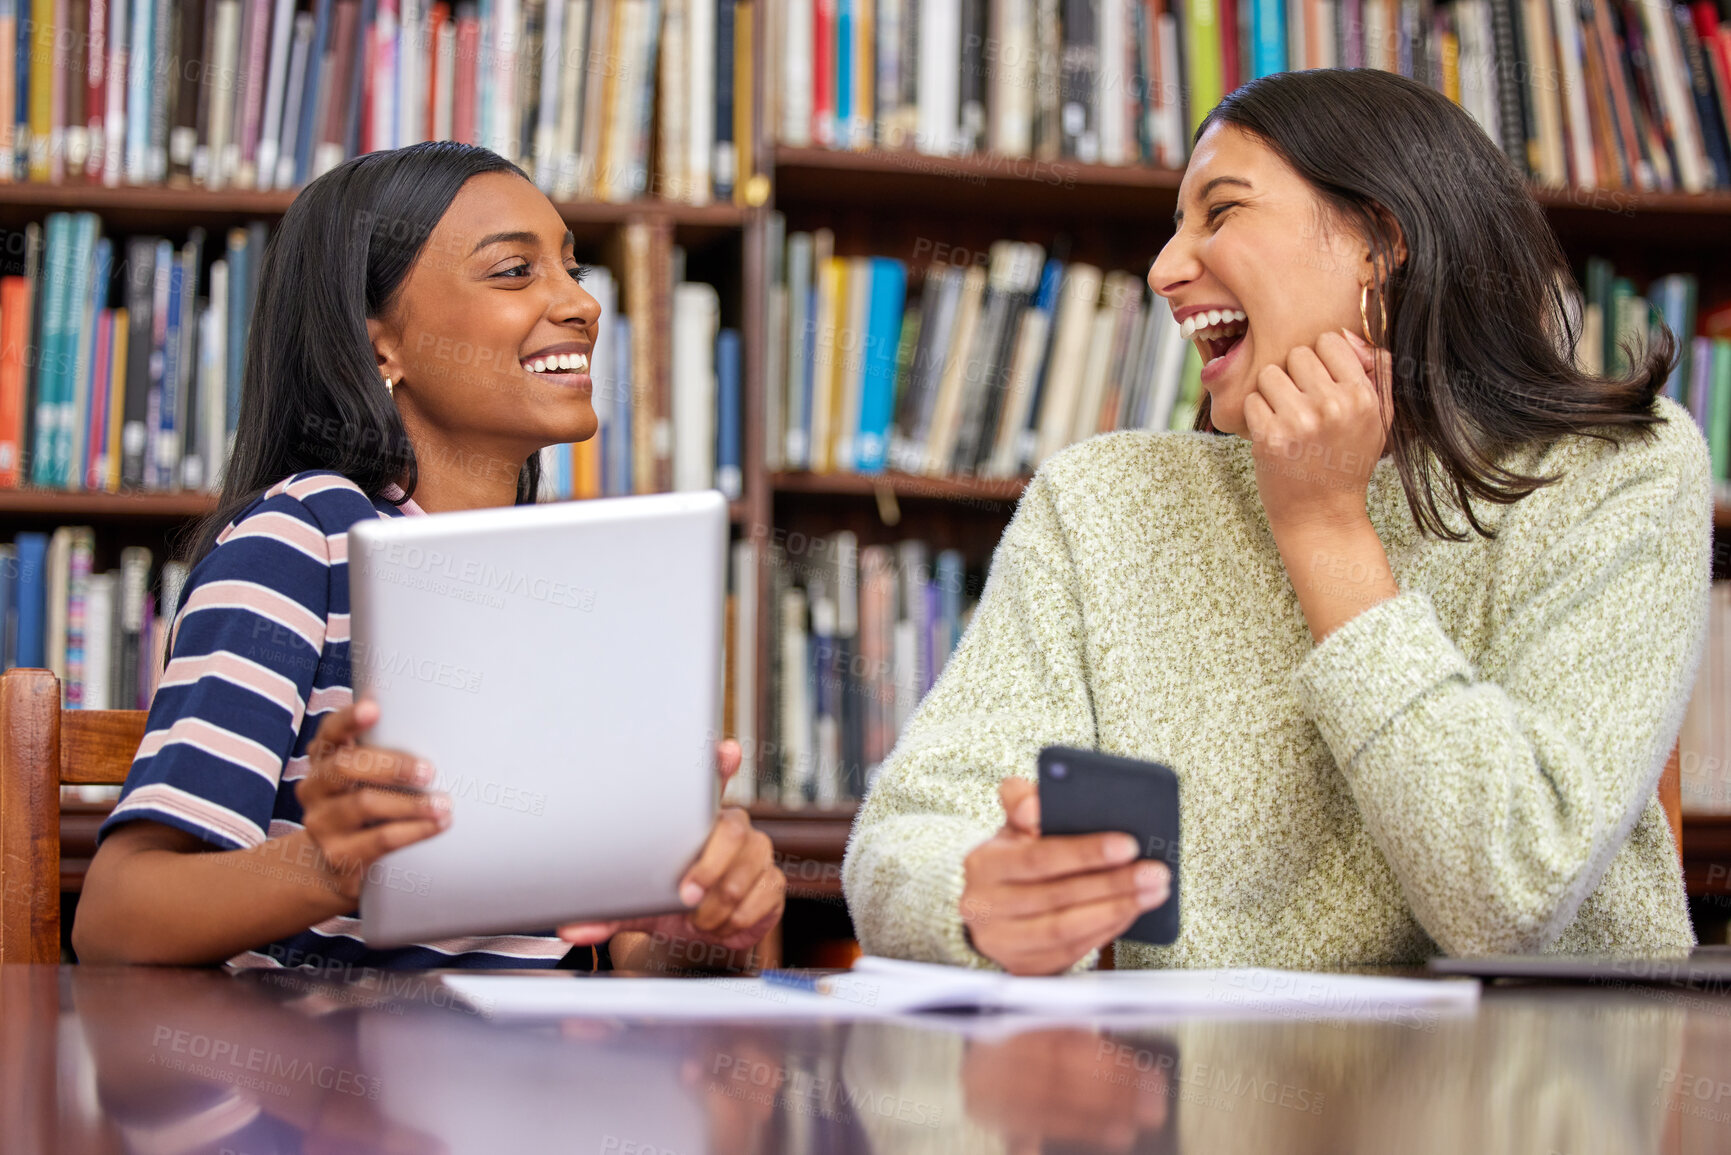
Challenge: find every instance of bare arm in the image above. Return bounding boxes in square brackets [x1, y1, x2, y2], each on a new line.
[74, 823, 352, 966]
[74, 702, 448, 966]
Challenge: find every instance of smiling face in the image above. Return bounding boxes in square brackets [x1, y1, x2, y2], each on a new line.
[1150, 123, 1377, 436]
[367, 171, 601, 471]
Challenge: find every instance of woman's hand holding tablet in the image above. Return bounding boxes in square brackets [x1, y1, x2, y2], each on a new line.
[960, 778, 1171, 976]
[300, 705, 785, 962]
[553, 740, 788, 964]
[297, 698, 454, 902]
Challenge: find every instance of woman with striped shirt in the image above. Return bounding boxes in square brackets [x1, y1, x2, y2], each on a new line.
[73, 142, 786, 971]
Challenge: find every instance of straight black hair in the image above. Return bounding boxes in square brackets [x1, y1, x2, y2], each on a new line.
[183, 141, 538, 568]
[1194, 68, 1672, 540]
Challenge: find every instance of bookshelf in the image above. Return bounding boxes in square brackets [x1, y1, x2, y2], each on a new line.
[13, 0, 1731, 961]
[0, 491, 219, 518]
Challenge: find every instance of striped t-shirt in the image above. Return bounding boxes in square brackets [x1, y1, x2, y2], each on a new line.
[99, 471, 573, 971]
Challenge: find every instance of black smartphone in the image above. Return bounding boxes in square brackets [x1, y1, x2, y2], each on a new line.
[1036, 745, 1181, 946]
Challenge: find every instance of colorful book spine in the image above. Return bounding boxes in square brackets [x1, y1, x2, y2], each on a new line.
[1187, 0, 1224, 135]
[855, 256, 907, 473]
[715, 326, 742, 498]
[1253, 0, 1288, 76]
[14, 530, 46, 667]
[0, 276, 27, 485]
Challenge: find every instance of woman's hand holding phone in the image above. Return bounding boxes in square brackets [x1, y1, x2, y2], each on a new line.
[557, 739, 788, 957]
[296, 699, 452, 903]
[960, 778, 1171, 975]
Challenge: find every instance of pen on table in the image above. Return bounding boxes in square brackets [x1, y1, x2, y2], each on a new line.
[760, 969, 844, 995]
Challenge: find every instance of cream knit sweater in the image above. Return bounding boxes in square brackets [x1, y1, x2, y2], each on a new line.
[842, 397, 1707, 969]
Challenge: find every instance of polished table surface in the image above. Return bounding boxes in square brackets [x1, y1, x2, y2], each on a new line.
[6, 963, 1731, 1154]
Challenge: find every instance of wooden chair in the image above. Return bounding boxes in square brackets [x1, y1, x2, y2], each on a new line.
[0, 668, 147, 965]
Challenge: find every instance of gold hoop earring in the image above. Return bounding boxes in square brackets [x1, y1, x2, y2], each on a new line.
[383, 375, 395, 398]
[1360, 283, 1389, 346]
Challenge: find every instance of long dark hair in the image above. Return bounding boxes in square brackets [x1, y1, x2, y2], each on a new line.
[184, 141, 540, 568]
[1194, 68, 1673, 540]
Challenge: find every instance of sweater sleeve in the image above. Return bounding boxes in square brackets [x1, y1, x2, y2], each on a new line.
[1291, 429, 1711, 956]
[842, 471, 1101, 968]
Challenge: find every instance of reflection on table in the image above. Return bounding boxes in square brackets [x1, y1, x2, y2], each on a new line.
[4, 963, 1729, 1153]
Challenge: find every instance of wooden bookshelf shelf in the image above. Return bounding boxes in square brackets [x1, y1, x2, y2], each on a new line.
[771, 470, 1027, 505]
[745, 802, 856, 900]
[775, 145, 1731, 216]
[745, 801, 859, 822]
[775, 145, 1186, 191]
[0, 489, 748, 523]
[1526, 186, 1731, 216]
[1685, 814, 1731, 897]
[0, 182, 299, 214]
[772, 145, 1185, 220]
[771, 477, 1731, 527]
[773, 145, 1731, 247]
[0, 489, 220, 518]
[0, 181, 750, 239]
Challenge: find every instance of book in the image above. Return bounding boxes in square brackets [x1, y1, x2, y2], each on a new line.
[0, 275, 29, 486]
[81, 571, 116, 710]
[715, 326, 742, 497]
[835, 257, 871, 469]
[1060, 0, 1099, 160]
[1032, 262, 1103, 466]
[116, 544, 151, 709]
[671, 279, 720, 492]
[855, 257, 908, 473]
[726, 536, 757, 804]
[14, 530, 46, 668]
[44, 526, 72, 686]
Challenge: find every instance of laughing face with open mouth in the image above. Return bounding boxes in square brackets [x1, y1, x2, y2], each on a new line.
[1150, 121, 1385, 440]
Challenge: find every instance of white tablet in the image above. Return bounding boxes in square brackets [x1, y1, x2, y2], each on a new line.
[348, 490, 728, 948]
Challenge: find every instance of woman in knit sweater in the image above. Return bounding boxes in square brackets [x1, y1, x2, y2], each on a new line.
[842, 69, 1706, 974]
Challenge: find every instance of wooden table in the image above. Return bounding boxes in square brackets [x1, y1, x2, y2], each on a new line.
[5, 962, 1731, 1153]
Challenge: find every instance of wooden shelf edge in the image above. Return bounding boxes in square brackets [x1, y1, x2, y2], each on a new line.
[771, 470, 1028, 505]
[0, 180, 748, 231]
[776, 145, 1731, 218]
[773, 145, 1186, 193]
[15, 158, 1731, 222]
[768, 480, 1725, 522]
[0, 490, 749, 521]
[1528, 185, 1731, 216]
[746, 801, 859, 821]
[0, 489, 220, 517]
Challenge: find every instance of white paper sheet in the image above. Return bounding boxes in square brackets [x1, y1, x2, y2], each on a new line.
[441, 957, 1479, 1025]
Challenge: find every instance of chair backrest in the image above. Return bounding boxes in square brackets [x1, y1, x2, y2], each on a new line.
[0, 668, 146, 965]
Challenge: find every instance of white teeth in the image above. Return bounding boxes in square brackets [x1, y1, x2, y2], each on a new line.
[1180, 308, 1249, 364]
[1177, 308, 1246, 341]
[523, 352, 591, 374]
